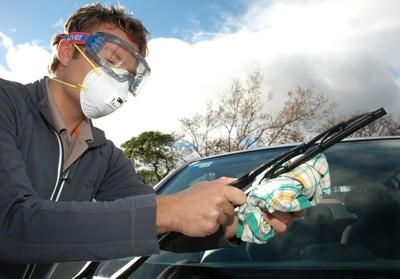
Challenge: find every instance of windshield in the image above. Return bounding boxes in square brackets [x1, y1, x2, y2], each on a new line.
[93, 139, 400, 278]
[158, 146, 290, 195]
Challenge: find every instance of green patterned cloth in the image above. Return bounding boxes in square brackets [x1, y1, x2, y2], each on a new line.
[237, 153, 331, 243]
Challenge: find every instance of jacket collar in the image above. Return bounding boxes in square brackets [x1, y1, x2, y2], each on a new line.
[35, 77, 107, 148]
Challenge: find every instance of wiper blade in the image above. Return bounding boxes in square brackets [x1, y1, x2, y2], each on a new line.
[230, 107, 387, 189]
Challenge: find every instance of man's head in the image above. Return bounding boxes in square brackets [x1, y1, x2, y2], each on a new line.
[48, 4, 151, 119]
[49, 3, 149, 75]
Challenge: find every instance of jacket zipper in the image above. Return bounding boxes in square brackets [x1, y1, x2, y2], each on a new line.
[23, 130, 66, 279]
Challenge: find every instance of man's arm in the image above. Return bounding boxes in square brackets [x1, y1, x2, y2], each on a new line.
[95, 150, 246, 247]
[0, 91, 159, 263]
[95, 145, 302, 252]
[93, 146, 249, 251]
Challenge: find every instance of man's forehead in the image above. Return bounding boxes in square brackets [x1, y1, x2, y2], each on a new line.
[92, 23, 139, 52]
[102, 41, 137, 63]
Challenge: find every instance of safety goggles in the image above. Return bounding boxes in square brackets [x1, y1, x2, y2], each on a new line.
[61, 31, 151, 95]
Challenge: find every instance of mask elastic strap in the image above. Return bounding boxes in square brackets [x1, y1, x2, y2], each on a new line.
[73, 44, 101, 76]
[51, 77, 88, 92]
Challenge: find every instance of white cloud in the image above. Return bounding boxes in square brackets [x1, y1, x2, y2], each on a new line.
[1, 0, 400, 147]
[0, 32, 51, 83]
[52, 18, 64, 32]
[97, 0, 400, 146]
[0, 32, 13, 48]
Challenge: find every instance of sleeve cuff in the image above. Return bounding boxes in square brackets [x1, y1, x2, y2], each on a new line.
[131, 193, 160, 255]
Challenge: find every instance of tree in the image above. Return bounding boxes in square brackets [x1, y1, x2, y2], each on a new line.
[267, 87, 335, 145]
[179, 69, 335, 157]
[121, 131, 180, 186]
[317, 112, 400, 137]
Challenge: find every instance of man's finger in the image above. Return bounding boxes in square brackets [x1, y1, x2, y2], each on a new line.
[217, 212, 228, 226]
[216, 176, 237, 185]
[292, 209, 306, 218]
[222, 202, 235, 216]
[269, 211, 293, 224]
[265, 212, 287, 233]
[222, 185, 247, 206]
[221, 203, 235, 227]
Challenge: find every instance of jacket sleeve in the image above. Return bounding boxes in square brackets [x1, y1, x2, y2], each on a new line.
[0, 89, 159, 264]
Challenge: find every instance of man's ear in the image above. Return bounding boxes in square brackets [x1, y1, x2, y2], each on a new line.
[56, 42, 75, 66]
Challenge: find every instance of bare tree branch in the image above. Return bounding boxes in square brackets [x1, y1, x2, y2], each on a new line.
[179, 70, 335, 157]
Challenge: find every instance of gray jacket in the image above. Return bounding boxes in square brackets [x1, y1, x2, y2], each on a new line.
[0, 77, 230, 278]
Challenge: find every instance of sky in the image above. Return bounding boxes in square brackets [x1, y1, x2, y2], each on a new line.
[0, 0, 399, 147]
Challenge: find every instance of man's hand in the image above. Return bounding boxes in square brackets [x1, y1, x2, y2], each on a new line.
[156, 177, 246, 237]
[265, 210, 306, 235]
[223, 210, 306, 239]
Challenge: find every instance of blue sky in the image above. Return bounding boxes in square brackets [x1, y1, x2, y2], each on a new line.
[0, 0, 249, 69]
[0, 1, 246, 46]
[0, 0, 399, 146]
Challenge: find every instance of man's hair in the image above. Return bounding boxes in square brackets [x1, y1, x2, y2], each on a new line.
[48, 3, 149, 74]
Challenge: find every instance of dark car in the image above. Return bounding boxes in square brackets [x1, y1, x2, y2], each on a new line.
[80, 137, 400, 279]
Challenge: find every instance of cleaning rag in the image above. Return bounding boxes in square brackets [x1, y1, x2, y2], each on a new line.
[237, 153, 331, 243]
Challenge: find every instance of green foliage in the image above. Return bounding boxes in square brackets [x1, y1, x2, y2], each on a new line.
[121, 131, 179, 186]
[137, 169, 161, 186]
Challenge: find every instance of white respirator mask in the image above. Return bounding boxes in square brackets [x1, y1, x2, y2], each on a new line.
[79, 67, 130, 119]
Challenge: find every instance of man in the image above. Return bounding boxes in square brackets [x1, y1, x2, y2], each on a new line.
[0, 4, 299, 278]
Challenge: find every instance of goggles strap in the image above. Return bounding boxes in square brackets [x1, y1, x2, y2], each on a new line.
[51, 77, 88, 92]
[73, 44, 101, 76]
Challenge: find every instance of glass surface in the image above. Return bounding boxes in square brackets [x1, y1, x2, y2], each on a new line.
[96, 138, 400, 278]
[98, 40, 139, 74]
[158, 146, 290, 195]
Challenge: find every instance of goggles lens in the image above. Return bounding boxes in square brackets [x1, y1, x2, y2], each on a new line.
[62, 32, 151, 95]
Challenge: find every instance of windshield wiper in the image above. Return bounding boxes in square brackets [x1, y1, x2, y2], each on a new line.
[230, 107, 387, 189]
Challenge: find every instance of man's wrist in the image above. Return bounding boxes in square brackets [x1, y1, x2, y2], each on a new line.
[156, 195, 178, 235]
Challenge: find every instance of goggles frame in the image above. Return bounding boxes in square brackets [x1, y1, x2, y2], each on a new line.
[62, 32, 151, 95]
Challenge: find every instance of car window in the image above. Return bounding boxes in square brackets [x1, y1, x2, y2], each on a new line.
[95, 139, 400, 278]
